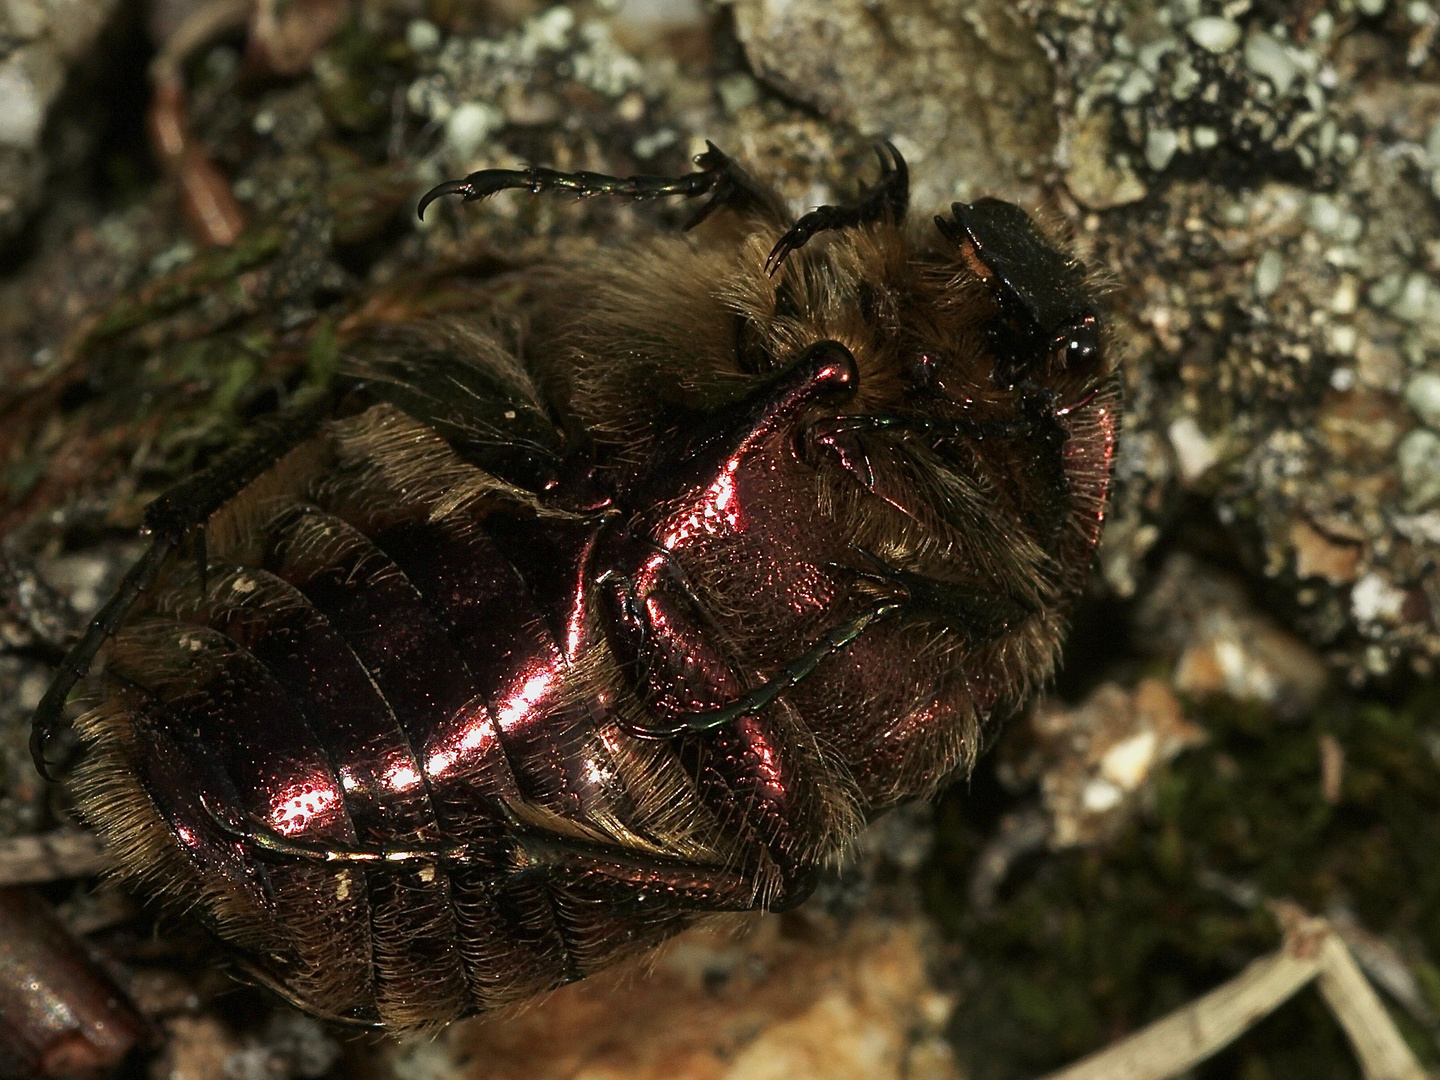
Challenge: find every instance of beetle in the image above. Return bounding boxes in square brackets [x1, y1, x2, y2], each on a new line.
[30, 141, 1117, 1029]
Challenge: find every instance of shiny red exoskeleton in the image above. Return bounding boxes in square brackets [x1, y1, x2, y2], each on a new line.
[35, 143, 1117, 1029]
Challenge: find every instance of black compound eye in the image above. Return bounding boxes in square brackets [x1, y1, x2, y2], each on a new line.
[1061, 319, 1101, 378]
[937, 200, 1102, 390]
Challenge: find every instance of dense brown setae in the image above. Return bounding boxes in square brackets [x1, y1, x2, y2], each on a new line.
[33, 144, 1117, 1029]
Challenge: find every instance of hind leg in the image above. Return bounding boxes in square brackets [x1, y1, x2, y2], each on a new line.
[30, 388, 338, 778]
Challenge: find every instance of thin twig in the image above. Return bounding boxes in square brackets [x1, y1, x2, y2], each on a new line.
[1271, 902, 1426, 1080]
[1038, 939, 1320, 1080]
[1038, 901, 1427, 1080]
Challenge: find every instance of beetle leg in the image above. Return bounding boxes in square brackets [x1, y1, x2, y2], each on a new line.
[849, 548, 1038, 644]
[417, 140, 789, 229]
[618, 598, 904, 740]
[852, 411, 1032, 441]
[200, 797, 806, 911]
[680, 142, 791, 231]
[764, 141, 909, 274]
[506, 831, 810, 912]
[197, 795, 472, 866]
[30, 389, 338, 780]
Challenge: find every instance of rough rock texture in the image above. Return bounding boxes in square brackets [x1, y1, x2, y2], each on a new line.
[384, 911, 957, 1080]
[1135, 552, 1331, 719]
[1037, 0, 1440, 681]
[0, 0, 126, 240]
[1008, 678, 1205, 850]
[727, 0, 1057, 209]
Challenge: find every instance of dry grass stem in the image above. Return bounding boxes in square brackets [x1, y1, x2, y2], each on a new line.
[1039, 901, 1426, 1080]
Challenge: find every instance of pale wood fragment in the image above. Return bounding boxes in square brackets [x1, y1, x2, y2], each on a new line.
[1038, 901, 1427, 1080]
[1038, 944, 1320, 1080]
[1315, 933, 1426, 1080]
[0, 829, 108, 885]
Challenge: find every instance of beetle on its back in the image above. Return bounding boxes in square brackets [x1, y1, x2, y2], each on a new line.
[33, 143, 1117, 1029]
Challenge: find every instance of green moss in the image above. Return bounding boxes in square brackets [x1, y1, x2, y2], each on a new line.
[304, 316, 337, 389]
[210, 355, 258, 415]
[3, 457, 46, 506]
[315, 25, 414, 135]
[925, 683, 1440, 1079]
[86, 227, 286, 342]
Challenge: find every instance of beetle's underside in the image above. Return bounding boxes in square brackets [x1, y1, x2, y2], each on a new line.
[45, 144, 1118, 1029]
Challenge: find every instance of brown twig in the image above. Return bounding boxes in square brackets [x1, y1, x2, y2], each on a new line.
[0, 887, 146, 1076]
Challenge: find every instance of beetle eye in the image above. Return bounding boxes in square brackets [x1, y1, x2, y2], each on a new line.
[1060, 319, 1100, 377]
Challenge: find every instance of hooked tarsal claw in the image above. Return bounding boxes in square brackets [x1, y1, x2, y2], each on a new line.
[417, 171, 526, 219]
[808, 419, 876, 492]
[416, 178, 472, 219]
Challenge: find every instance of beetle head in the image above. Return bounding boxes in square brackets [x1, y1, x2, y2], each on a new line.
[935, 199, 1102, 393]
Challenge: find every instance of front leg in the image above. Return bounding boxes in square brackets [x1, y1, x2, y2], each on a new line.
[418, 141, 789, 232]
[607, 572, 902, 740]
[599, 571, 841, 906]
[583, 340, 885, 905]
[510, 830, 816, 912]
[765, 141, 909, 273]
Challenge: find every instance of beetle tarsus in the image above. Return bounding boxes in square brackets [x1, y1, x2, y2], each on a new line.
[765, 141, 910, 274]
[421, 141, 732, 219]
